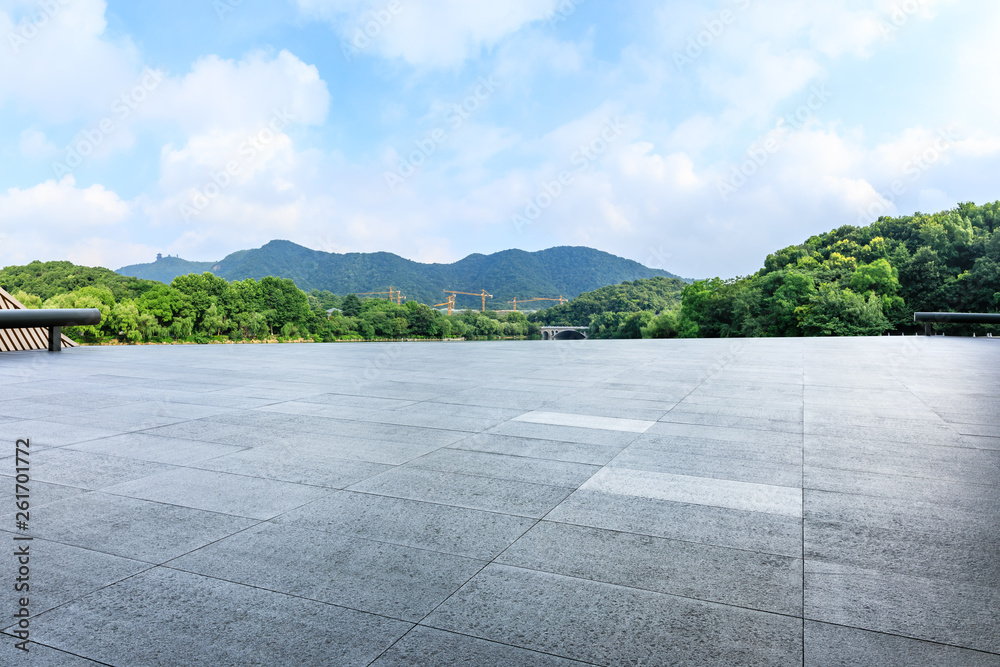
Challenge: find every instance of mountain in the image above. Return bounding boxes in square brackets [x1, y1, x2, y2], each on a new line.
[116, 241, 686, 307]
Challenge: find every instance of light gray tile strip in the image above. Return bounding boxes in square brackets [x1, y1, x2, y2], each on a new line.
[580, 467, 803, 517]
[513, 411, 655, 433]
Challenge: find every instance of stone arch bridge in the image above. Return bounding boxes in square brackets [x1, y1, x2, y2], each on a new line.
[540, 326, 589, 340]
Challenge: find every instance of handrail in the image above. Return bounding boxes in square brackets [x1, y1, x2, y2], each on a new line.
[913, 311, 1000, 336]
[0, 308, 101, 351]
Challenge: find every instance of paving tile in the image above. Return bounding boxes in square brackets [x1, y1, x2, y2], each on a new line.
[661, 409, 804, 433]
[485, 421, 639, 448]
[804, 620, 1000, 666]
[0, 420, 123, 451]
[274, 491, 535, 560]
[348, 467, 573, 518]
[0, 537, 150, 618]
[805, 488, 1000, 541]
[11, 567, 411, 666]
[430, 388, 553, 411]
[193, 446, 392, 488]
[296, 393, 419, 410]
[547, 489, 802, 557]
[805, 560, 1000, 654]
[645, 421, 803, 446]
[631, 431, 802, 463]
[498, 521, 802, 615]
[803, 465, 1000, 506]
[0, 637, 104, 665]
[804, 435, 1000, 486]
[453, 433, 623, 465]
[0, 477, 87, 509]
[1, 449, 177, 490]
[370, 625, 588, 666]
[513, 410, 655, 433]
[805, 519, 1000, 588]
[31, 492, 256, 563]
[611, 445, 802, 486]
[46, 401, 229, 431]
[581, 467, 803, 517]
[102, 468, 332, 519]
[65, 432, 244, 465]
[170, 522, 483, 622]
[425, 564, 802, 666]
[408, 448, 601, 487]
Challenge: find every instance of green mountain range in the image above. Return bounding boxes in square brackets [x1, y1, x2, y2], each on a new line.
[116, 241, 684, 307]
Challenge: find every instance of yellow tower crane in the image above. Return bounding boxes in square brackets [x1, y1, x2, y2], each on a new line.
[520, 296, 568, 308]
[433, 294, 456, 315]
[356, 287, 405, 304]
[444, 289, 493, 312]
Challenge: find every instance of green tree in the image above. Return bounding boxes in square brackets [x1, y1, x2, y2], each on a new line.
[341, 294, 362, 317]
[797, 285, 890, 336]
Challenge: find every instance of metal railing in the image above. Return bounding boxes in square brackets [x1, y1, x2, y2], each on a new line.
[914, 312, 1000, 336]
[0, 308, 102, 351]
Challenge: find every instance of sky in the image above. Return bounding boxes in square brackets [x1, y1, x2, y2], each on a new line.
[1, 0, 998, 279]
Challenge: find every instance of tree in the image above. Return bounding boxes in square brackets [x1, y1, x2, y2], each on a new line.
[341, 294, 362, 317]
[137, 285, 193, 326]
[110, 300, 142, 343]
[618, 311, 654, 339]
[797, 285, 890, 336]
[642, 309, 680, 338]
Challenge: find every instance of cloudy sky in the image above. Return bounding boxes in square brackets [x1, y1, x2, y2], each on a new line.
[1, 0, 997, 278]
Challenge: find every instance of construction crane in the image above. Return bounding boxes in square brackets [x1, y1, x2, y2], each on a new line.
[519, 296, 568, 308]
[444, 289, 493, 312]
[433, 294, 456, 315]
[356, 287, 405, 304]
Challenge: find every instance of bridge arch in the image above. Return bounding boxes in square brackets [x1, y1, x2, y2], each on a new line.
[553, 329, 586, 340]
[540, 326, 589, 340]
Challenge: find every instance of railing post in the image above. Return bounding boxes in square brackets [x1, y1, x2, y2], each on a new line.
[48, 326, 62, 352]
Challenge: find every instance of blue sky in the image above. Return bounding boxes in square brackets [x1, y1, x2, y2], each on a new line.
[1, 0, 997, 278]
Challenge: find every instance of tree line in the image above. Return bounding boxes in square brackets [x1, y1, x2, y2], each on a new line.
[3, 266, 538, 343]
[3, 201, 997, 343]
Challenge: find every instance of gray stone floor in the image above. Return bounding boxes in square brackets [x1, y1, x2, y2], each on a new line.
[1, 337, 998, 666]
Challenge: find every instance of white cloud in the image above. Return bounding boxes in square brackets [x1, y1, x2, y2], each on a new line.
[0, 0, 140, 122]
[296, 0, 562, 67]
[0, 176, 130, 228]
[148, 50, 329, 133]
[0, 175, 147, 267]
[18, 128, 55, 158]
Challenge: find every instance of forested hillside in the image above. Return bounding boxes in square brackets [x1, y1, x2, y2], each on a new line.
[117, 242, 683, 306]
[528, 277, 686, 338]
[0, 264, 537, 344]
[677, 201, 1000, 337]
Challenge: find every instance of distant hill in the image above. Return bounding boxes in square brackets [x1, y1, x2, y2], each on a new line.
[528, 276, 687, 327]
[116, 241, 685, 307]
[116, 255, 216, 284]
[0, 261, 161, 302]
